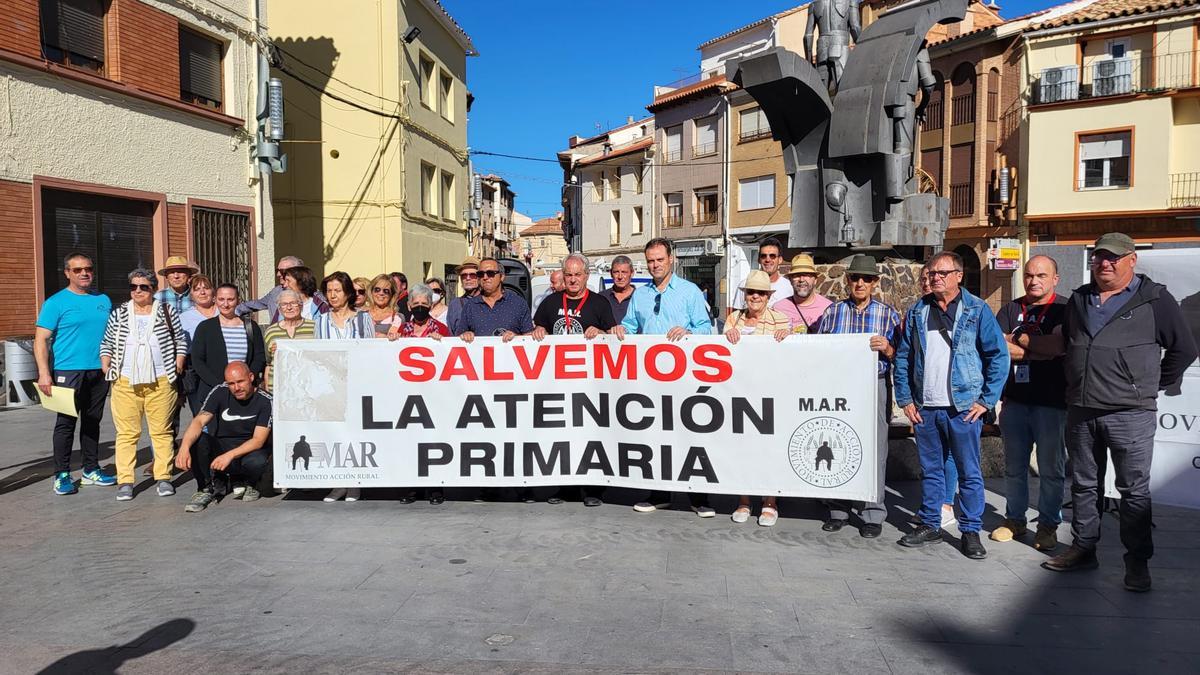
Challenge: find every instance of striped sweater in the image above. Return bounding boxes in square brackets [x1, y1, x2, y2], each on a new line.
[99, 301, 184, 383]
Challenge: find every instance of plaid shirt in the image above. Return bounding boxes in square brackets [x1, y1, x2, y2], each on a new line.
[819, 298, 901, 375]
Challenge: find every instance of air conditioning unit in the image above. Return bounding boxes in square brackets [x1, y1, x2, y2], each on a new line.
[1093, 56, 1134, 96]
[704, 239, 725, 255]
[1039, 65, 1079, 103]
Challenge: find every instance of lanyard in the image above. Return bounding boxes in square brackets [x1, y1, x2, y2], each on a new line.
[1018, 293, 1055, 325]
[563, 291, 589, 333]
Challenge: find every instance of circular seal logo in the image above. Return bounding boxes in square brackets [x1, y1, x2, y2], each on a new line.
[787, 417, 863, 488]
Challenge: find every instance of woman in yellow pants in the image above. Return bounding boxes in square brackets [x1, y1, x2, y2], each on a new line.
[99, 268, 186, 501]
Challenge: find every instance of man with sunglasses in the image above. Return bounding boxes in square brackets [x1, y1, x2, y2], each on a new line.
[457, 258, 534, 343]
[446, 256, 482, 334]
[894, 251, 1009, 560]
[728, 237, 793, 317]
[612, 238, 715, 516]
[1035, 233, 1197, 592]
[817, 255, 900, 539]
[35, 252, 117, 495]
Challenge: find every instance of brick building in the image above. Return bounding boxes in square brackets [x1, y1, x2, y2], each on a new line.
[0, 0, 277, 338]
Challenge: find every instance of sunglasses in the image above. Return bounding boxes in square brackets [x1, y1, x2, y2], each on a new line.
[429, 286, 443, 293]
[847, 274, 876, 283]
[70, 266, 94, 274]
[1090, 251, 1132, 266]
[355, 289, 366, 296]
[129, 283, 152, 292]
[479, 270, 501, 278]
[459, 272, 478, 279]
[654, 293, 662, 315]
[759, 252, 780, 260]
[372, 287, 393, 295]
[745, 289, 771, 297]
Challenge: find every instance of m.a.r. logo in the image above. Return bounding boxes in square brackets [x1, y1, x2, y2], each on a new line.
[285, 436, 379, 470]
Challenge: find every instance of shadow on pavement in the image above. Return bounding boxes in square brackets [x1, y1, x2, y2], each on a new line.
[36, 618, 195, 674]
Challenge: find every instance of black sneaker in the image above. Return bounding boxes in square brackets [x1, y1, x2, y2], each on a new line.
[822, 518, 848, 532]
[1041, 544, 1099, 572]
[898, 525, 943, 548]
[1124, 554, 1151, 592]
[961, 532, 987, 560]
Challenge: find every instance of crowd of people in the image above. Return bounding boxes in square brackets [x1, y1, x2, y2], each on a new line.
[33, 231, 1196, 592]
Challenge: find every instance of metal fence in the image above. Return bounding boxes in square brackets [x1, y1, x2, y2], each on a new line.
[1032, 50, 1199, 105]
[1171, 172, 1200, 209]
[950, 182, 973, 217]
[192, 207, 252, 300]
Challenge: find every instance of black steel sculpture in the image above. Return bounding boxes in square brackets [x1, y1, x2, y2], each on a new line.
[731, 0, 968, 252]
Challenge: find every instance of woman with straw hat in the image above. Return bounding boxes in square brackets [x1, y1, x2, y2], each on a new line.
[724, 269, 792, 526]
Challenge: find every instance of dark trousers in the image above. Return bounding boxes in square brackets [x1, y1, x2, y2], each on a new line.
[1066, 406, 1155, 561]
[52, 369, 110, 473]
[828, 377, 889, 525]
[192, 433, 271, 492]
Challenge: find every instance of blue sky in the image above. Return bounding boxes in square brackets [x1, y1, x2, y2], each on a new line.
[441, 0, 1055, 222]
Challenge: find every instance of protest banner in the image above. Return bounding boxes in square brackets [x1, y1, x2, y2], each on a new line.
[272, 334, 881, 501]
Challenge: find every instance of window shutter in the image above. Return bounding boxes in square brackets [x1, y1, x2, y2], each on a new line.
[56, 0, 105, 62]
[180, 29, 223, 104]
[696, 117, 717, 147]
[1079, 134, 1128, 160]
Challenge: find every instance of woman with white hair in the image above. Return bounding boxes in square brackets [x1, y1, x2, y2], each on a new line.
[99, 268, 186, 501]
[262, 289, 316, 393]
[396, 283, 450, 338]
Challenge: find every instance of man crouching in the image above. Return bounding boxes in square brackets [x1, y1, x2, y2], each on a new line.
[176, 361, 273, 513]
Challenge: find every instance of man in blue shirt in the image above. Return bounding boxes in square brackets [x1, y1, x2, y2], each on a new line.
[612, 238, 715, 516]
[154, 256, 199, 314]
[457, 258, 534, 342]
[35, 252, 117, 495]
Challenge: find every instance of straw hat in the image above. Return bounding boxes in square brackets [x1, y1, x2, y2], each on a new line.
[741, 269, 774, 293]
[784, 253, 819, 276]
[158, 256, 199, 276]
[456, 256, 481, 272]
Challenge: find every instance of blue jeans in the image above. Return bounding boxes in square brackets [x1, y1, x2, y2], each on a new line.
[999, 401, 1067, 526]
[943, 454, 958, 506]
[915, 407, 985, 532]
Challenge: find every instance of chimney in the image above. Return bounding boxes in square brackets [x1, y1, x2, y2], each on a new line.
[568, 135, 583, 148]
[626, 115, 634, 124]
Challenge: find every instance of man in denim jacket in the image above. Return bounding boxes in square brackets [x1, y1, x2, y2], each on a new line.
[894, 251, 1010, 559]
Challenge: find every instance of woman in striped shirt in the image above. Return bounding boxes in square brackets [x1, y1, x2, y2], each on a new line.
[262, 289, 315, 393]
[190, 284, 267, 412]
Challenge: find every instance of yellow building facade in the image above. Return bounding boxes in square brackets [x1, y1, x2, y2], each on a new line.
[270, 0, 475, 283]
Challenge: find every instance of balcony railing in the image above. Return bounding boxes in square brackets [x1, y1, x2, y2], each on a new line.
[1031, 50, 1200, 105]
[663, 148, 682, 163]
[739, 127, 772, 142]
[692, 142, 717, 157]
[950, 182, 973, 217]
[922, 98, 944, 131]
[695, 211, 718, 225]
[987, 90, 998, 122]
[662, 213, 683, 228]
[951, 92, 975, 126]
[1171, 172, 1200, 208]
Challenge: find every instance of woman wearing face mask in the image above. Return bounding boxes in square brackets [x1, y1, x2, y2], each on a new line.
[397, 284, 451, 338]
[190, 284, 267, 413]
[425, 277, 449, 323]
[366, 274, 404, 338]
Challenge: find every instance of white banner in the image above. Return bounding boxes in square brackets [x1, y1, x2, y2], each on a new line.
[272, 335, 881, 501]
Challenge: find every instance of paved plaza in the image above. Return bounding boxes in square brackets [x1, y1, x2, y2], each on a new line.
[2, 405, 1199, 674]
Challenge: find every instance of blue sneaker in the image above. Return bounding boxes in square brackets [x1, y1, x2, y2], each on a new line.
[53, 472, 77, 495]
[80, 468, 117, 486]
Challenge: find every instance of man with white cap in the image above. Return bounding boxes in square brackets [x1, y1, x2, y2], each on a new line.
[773, 253, 831, 334]
[155, 256, 200, 315]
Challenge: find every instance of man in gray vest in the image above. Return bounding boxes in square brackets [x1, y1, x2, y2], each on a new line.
[1031, 233, 1196, 592]
[804, 0, 861, 95]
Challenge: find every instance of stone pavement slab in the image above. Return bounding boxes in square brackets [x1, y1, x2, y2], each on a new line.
[2, 405, 1199, 673]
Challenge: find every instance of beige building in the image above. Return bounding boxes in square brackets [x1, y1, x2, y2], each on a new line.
[517, 216, 571, 275]
[1020, 0, 1200, 287]
[271, 0, 475, 283]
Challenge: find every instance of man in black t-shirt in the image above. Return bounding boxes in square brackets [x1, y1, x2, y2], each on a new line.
[529, 253, 615, 506]
[991, 255, 1068, 550]
[176, 361, 273, 513]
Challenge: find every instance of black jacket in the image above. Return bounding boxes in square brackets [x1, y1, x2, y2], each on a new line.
[1064, 274, 1197, 411]
[191, 316, 267, 387]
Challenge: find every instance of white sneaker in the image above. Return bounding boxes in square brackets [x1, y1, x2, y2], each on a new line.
[941, 505, 958, 529]
[731, 508, 751, 523]
[231, 485, 247, 498]
[324, 488, 347, 502]
[345, 488, 361, 502]
[634, 501, 669, 513]
[692, 504, 716, 518]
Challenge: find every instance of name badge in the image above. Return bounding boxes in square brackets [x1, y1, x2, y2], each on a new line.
[1014, 364, 1030, 384]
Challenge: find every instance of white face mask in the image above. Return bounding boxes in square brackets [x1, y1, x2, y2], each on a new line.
[431, 292, 442, 304]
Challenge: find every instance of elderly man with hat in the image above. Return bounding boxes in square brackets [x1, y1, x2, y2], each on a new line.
[773, 253, 832, 334]
[1029, 233, 1197, 592]
[446, 256, 483, 335]
[817, 255, 901, 538]
[156, 256, 200, 315]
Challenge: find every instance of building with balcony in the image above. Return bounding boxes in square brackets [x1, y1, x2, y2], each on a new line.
[271, 0, 474, 286]
[1021, 0, 1200, 288]
[476, 174, 516, 260]
[0, 0, 279, 338]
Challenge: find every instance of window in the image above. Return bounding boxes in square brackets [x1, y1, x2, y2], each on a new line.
[41, 188, 154, 299]
[632, 206, 643, 235]
[665, 126, 682, 163]
[608, 171, 621, 199]
[739, 107, 770, 141]
[610, 210, 621, 245]
[419, 54, 436, 108]
[179, 28, 224, 110]
[39, 0, 106, 73]
[738, 175, 775, 211]
[693, 115, 718, 156]
[441, 171, 455, 222]
[439, 71, 453, 121]
[1107, 37, 1130, 59]
[695, 187, 718, 224]
[193, 207, 252, 300]
[1078, 130, 1131, 189]
[421, 164, 437, 215]
[663, 193, 683, 227]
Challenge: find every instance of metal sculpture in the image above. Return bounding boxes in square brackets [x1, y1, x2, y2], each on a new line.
[731, 0, 968, 252]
